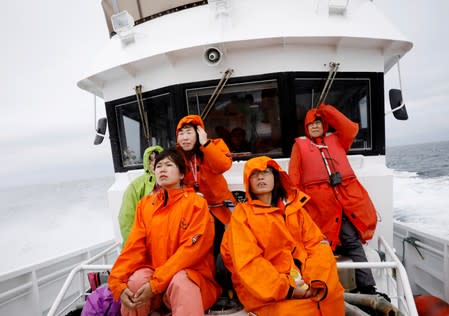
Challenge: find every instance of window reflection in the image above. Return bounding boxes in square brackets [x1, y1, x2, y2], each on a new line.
[186, 80, 282, 159]
[115, 93, 175, 167]
[294, 78, 372, 151]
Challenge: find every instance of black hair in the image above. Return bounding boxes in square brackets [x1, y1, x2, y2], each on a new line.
[270, 168, 286, 206]
[178, 123, 204, 161]
[154, 147, 186, 176]
[249, 167, 286, 206]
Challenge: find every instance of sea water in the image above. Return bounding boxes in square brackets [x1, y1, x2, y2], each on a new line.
[0, 141, 448, 274]
[0, 177, 114, 273]
[386, 140, 449, 238]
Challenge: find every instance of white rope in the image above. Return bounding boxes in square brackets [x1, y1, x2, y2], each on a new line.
[315, 62, 340, 107]
[201, 68, 234, 120]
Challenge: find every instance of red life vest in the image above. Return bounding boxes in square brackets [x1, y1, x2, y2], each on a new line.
[293, 134, 377, 246]
[295, 135, 356, 187]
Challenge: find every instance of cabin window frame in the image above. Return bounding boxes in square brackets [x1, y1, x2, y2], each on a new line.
[105, 71, 385, 173]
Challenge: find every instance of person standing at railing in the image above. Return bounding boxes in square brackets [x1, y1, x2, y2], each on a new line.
[288, 103, 378, 295]
[221, 156, 344, 315]
[176, 114, 235, 257]
[108, 148, 221, 316]
[118, 145, 163, 245]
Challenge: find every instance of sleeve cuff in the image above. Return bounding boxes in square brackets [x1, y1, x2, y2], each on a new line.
[150, 279, 162, 295]
[202, 139, 211, 148]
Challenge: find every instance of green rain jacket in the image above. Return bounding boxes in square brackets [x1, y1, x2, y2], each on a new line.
[118, 145, 163, 244]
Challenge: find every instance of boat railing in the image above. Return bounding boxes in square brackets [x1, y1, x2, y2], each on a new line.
[337, 235, 418, 316]
[48, 264, 114, 316]
[394, 221, 449, 303]
[47, 242, 120, 316]
[0, 240, 120, 316]
[47, 235, 418, 316]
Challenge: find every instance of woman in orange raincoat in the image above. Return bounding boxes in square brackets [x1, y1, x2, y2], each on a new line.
[289, 103, 378, 294]
[221, 156, 344, 316]
[108, 148, 221, 316]
[176, 115, 235, 257]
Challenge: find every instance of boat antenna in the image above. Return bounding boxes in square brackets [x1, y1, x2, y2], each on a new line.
[134, 85, 152, 146]
[314, 61, 340, 107]
[201, 68, 234, 120]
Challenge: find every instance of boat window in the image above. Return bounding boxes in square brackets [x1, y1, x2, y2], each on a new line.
[115, 93, 175, 167]
[294, 78, 372, 151]
[186, 80, 282, 159]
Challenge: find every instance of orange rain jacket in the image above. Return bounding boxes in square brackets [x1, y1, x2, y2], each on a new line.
[221, 156, 344, 316]
[176, 115, 235, 224]
[108, 187, 221, 309]
[289, 104, 377, 250]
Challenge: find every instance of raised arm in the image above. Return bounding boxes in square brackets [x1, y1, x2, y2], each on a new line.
[201, 138, 233, 174]
[318, 104, 359, 152]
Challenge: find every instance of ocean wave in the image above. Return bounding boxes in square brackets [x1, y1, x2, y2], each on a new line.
[392, 170, 449, 239]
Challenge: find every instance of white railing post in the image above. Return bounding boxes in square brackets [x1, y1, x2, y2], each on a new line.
[31, 270, 41, 316]
[80, 269, 86, 301]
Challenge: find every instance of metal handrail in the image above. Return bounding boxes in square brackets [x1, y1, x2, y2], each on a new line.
[47, 242, 120, 316]
[336, 237, 418, 316]
[1, 241, 118, 305]
[47, 238, 419, 316]
[380, 236, 418, 316]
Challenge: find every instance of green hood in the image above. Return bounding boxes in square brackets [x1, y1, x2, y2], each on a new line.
[143, 145, 164, 173]
[119, 145, 163, 245]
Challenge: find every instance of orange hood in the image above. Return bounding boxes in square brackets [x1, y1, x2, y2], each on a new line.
[176, 115, 205, 136]
[304, 104, 329, 139]
[243, 156, 293, 202]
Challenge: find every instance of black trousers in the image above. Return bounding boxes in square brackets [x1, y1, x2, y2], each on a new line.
[335, 215, 376, 290]
[213, 217, 225, 259]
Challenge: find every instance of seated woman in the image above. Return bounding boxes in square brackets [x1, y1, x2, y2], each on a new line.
[220, 156, 344, 316]
[108, 148, 221, 316]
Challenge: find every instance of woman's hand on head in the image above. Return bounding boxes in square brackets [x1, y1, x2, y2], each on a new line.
[196, 126, 208, 145]
[133, 282, 154, 306]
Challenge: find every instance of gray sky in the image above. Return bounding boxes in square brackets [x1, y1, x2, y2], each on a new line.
[1, 1, 448, 188]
